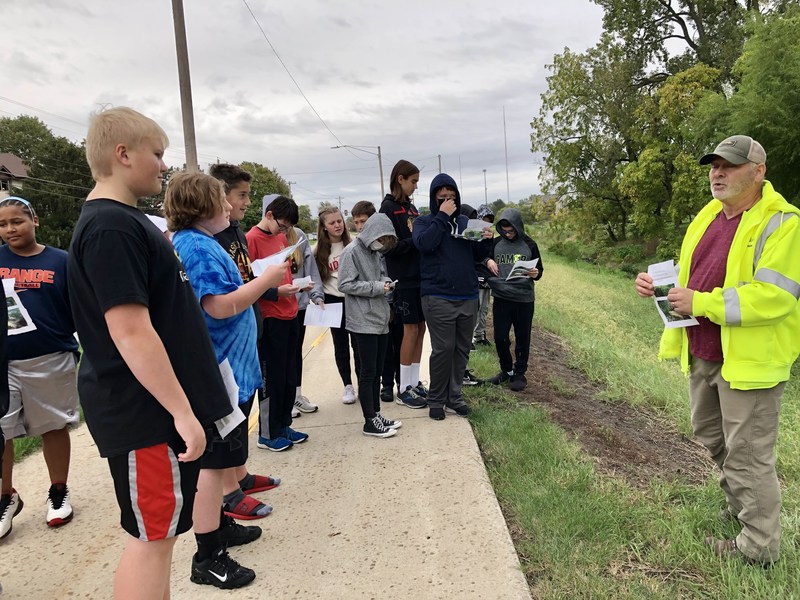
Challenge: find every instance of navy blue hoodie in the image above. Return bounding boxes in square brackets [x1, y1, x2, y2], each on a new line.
[412, 174, 490, 298]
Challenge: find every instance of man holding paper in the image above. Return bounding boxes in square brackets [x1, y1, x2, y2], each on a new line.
[635, 135, 800, 566]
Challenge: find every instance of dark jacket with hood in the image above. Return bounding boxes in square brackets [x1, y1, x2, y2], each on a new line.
[484, 208, 543, 303]
[379, 193, 420, 290]
[412, 174, 490, 298]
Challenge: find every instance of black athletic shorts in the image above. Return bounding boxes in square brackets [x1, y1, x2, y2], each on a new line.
[200, 394, 255, 470]
[393, 288, 425, 325]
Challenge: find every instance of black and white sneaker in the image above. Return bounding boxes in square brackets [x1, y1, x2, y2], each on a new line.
[191, 547, 256, 589]
[462, 369, 481, 386]
[396, 386, 427, 409]
[376, 413, 402, 430]
[218, 514, 262, 548]
[363, 416, 397, 438]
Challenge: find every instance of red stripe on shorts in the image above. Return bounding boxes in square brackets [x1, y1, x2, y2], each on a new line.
[133, 444, 178, 540]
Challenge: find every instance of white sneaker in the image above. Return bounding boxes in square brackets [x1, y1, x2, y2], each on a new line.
[342, 384, 356, 404]
[294, 395, 319, 413]
[0, 490, 23, 539]
[46, 485, 73, 527]
[291, 407, 301, 418]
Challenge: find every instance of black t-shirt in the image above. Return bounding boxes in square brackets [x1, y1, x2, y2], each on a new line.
[68, 199, 232, 458]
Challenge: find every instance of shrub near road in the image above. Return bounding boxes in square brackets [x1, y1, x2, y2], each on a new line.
[468, 254, 800, 598]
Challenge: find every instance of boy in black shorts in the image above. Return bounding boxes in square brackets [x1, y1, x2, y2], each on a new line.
[68, 107, 233, 599]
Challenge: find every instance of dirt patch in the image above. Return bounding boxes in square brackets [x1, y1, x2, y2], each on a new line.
[497, 326, 713, 489]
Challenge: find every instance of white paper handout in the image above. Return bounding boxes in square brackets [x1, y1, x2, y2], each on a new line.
[251, 242, 302, 277]
[3, 278, 37, 336]
[292, 276, 312, 289]
[454, 219, 489, 240]
[505, 258, 539, 281]
[146, 214, 169, 233]
[213, 358, 246, 438]
[647, 260, 699, 329]
[303, 302, 343, 328]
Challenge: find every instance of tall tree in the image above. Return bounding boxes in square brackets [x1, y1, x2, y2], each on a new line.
[239, 162, 290, 229]
[0, 116, 93, 248]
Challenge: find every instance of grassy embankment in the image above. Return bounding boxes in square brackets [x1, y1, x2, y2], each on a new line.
[466, 253, 800, 598]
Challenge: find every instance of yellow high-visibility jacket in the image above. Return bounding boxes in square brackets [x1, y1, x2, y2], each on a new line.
[659, 180, 800, 389]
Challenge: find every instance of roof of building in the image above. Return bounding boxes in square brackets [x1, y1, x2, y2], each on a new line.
[0, 153, 29, 178]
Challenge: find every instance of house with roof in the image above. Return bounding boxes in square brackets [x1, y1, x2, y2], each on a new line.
[0, 153, 29, 199]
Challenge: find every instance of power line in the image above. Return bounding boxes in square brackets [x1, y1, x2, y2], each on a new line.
[240, 0, 365, 162]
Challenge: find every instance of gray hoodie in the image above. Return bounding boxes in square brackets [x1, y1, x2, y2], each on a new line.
[486, 208, 543, 303]
[337, 213, 396, 334]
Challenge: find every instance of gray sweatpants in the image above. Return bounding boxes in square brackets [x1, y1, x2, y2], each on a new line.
[689, 357, 785, 563]
[473, 287, 491, 341]
[421, 296, 478, 409]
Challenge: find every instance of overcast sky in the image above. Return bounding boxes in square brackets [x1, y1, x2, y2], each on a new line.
[2, 0, 604, 213]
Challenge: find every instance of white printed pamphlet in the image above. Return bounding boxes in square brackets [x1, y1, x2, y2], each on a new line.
[505, 258, 539, 281]
[251, 242, 302, 277]
[213, 358, 246, 438]
[146, 214, 169, 233]
[647, 260, 699, 329]
[303, 302, 343, 328]
[454, 219, 490, 240]
[3, 278, 37, 336]
[292, 276, 312, 289]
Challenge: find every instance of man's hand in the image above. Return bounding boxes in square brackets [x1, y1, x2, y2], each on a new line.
[262, 263, 288, 287]
[481, 227, 493, 239]
[487, 259, 499, 276]
[667, 287, 694, 315]
[527, 268, 539, 278]
[173, 412, 206, 462]
[315, 300, 325, 310]
[635, 273, 654, 297]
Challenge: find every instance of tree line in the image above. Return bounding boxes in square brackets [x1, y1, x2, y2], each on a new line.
[0, 115, 296, 248]
[531, 1, 799, 263]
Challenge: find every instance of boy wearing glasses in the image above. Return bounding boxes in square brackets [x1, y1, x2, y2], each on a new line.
[412, 174, 492, 421]
[246, 196, 307, 452]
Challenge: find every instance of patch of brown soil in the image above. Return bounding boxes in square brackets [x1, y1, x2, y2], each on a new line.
[509, 326, 713, 489]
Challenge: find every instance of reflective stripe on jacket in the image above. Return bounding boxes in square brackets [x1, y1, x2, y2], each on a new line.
[658, 180, 800, 389]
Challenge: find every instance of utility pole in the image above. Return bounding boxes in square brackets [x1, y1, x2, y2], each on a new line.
[287, 181, 297, 198]
[483, 169, 488, 204]
[503, 106, 510, 203]
[377, 146, 385, 199]
[438, 154, 442, 173]
[171, 0, 199, 172]
[458, 155, 463, 191]
[338, 195, 342, 211]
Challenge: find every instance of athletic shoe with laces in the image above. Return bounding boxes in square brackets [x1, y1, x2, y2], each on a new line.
[294, 395, 318, 413]
[509, 372, 527, 392]
[282, 426, 309, 444]
[218, 514, 262, 547]
[396, 385, 427, 409]
[376, 413, 402, 430]
[0, 490, 23, 540]
[46, 484, 73, 527]
[256, 436, 293, 452]
[341, 384, 356, 404]
[412, 381, 428, 398]
[445, 403, 471, 417]
[190, 546, 256, 589]
[363, 416, 397, 438]
[380, 386, 394, 402]
[488, 370, 513, 385]
[291, 407, 301, 418]
[462, 369, 481, 386]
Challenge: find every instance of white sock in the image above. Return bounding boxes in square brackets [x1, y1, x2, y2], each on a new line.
[400, 364, 413, 392]
[411, 363, 421, 386]
[295, 386, 302, 398]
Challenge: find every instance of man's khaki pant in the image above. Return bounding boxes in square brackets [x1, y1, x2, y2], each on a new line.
[689, 357, 784, 563]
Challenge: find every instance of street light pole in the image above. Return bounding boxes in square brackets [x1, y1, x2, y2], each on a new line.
[331, 144, 384, 200]
[171, 0, 199, 172]
[483, 169, 488, 204]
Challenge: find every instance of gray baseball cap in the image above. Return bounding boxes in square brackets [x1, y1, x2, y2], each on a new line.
[699, 135, 767, 165]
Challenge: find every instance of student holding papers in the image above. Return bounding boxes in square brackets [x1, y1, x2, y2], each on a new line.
[246, 196, 308, 453]
[482, 208, 543, 392]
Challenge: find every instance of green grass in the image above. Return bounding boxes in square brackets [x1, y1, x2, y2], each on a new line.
[12, 436, 42, 461]
[467, 254, 800, 598]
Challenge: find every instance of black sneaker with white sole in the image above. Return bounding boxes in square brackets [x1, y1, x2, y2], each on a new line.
[376, 413, 402, 430]
[488, 371, 512, 385]
[190, 547, 256, 589]
[363, 416, 397, 438]
[218, 514, 262, 548]
[396, 386, 427, 409]
[462, 369, 481, 386]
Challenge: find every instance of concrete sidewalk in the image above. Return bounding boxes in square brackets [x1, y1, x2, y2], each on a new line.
[1, 327, 531, 599]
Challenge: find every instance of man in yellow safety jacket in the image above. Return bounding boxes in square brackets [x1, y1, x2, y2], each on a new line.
[636, 135, 800, 566]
